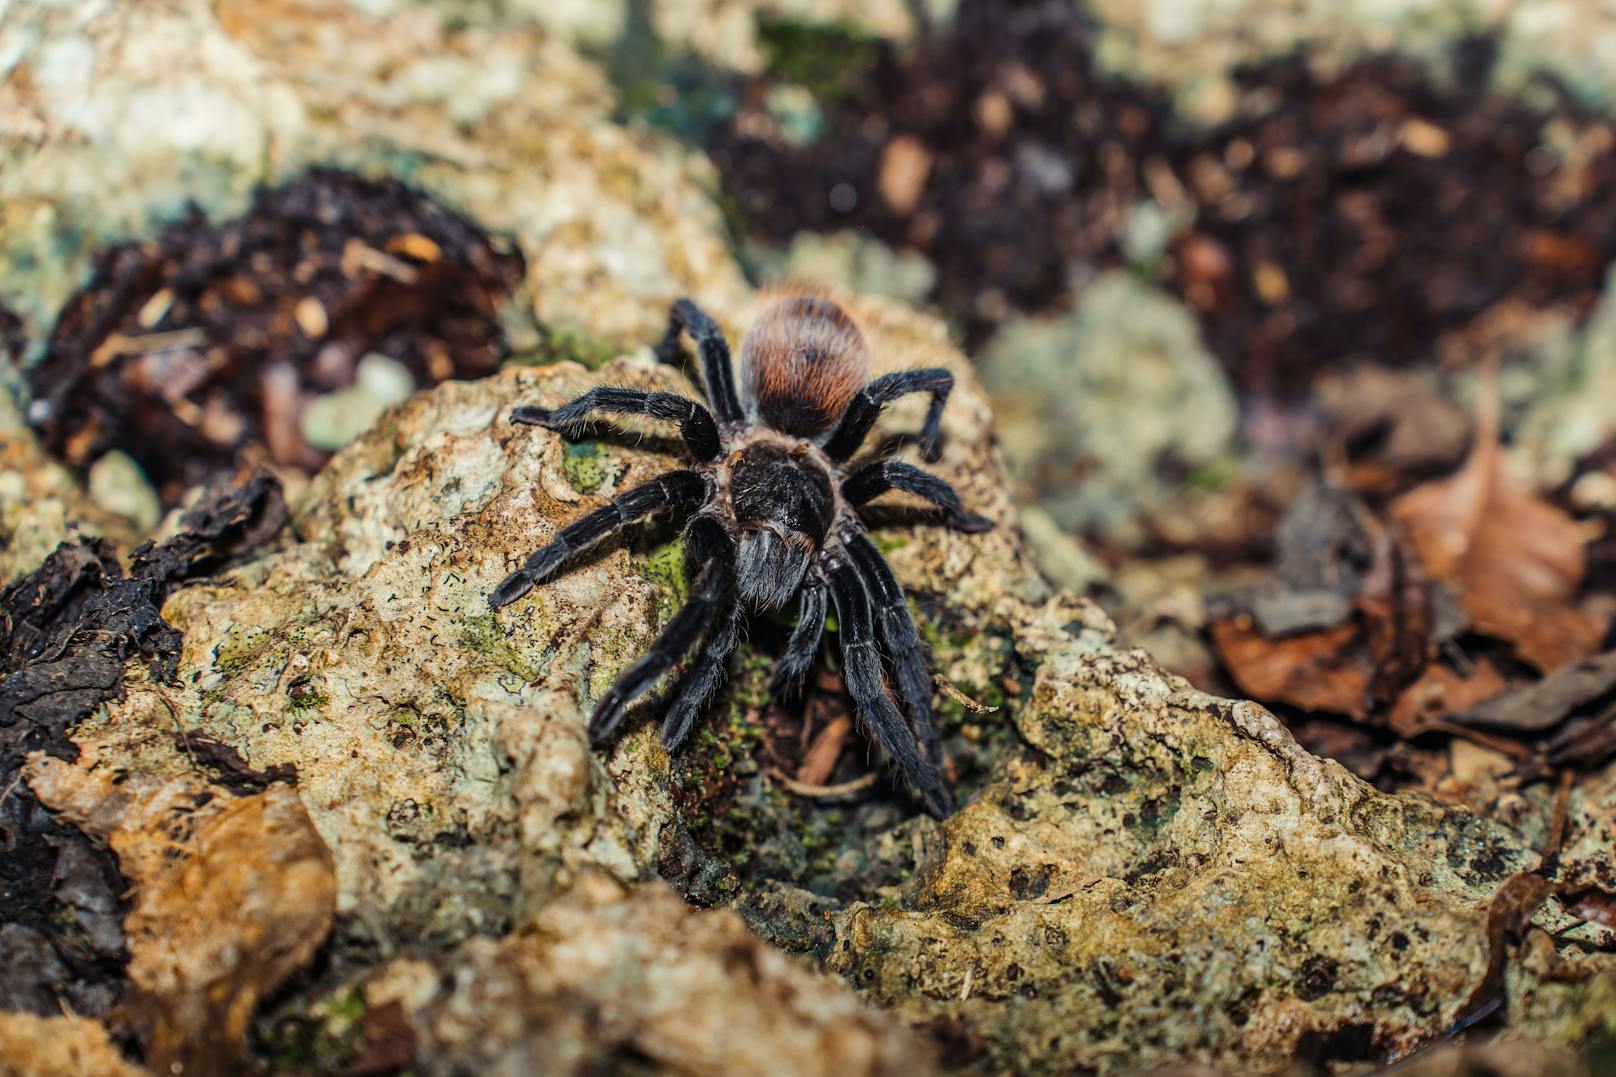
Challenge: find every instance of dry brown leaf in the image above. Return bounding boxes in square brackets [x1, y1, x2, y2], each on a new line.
[1356, 526, 1432, 710]
[1446, 870, 1558, 1037]
[796, 715, 852, 787]
[1451, 650, 1616, 732]
[0, 1012, 147, 1077]
[25, 752, 335, 1074]
[1387, 656, 1511, 738]
[1209, 617, 1369, 718]
[1566, 888, 1616, 928]
[1391, 366, 1603, 672]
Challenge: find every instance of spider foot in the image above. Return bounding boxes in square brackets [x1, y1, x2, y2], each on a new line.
[488, 569, 536, 609]
[510, 404, 560, 427]
[951, 510, 993, 533]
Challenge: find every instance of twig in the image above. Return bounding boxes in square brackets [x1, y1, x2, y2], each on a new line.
[1540, 768, 1575, 874]
[936, 675, 998, 714]
[767, 768, 880, 799]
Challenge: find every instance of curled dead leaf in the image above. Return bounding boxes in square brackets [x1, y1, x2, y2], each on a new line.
[1209, 617, 1369, 718]
[24, 753, 335, 1074]
[1450, 650, 1616, 733]
[1391, 366, 1604, 672]
[1387, 656, 1510, 739]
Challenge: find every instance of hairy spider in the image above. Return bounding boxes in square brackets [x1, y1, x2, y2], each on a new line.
[490, 295, 990, 817]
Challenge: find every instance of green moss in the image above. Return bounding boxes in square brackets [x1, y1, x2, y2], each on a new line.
[287, 687, 329, 714]
[214, 624, 274, 674]
[869, 533, 909, 554]
[600, 0, 738, 143]
[756, 15, 882, 105]
[729, 647, 775, 711]
[323, 986, 367, 1029]
[561, 440, 612, 495]
[255, 986, 367, 1073]
[913, 602, 971, 657]
[462, 610, 542, 680]
[1184, 456, 1238, 494]
[545, 326, 620, 371]
[636, 538, 688, 618]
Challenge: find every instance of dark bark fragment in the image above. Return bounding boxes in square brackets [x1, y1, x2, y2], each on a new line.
[0, 471, 288, 1020]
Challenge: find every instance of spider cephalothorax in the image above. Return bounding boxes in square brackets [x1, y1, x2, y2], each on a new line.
[490, 295, 990, 817]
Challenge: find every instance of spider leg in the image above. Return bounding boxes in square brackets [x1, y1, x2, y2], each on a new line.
[660, 604, 741, 749]
[655, 298, 745, 427]
[823, 369, 954, 464]
[827, 559, 953, 818]
[844, 532, 944, 771]
[770, 569, 827, 694]
[489, 470, 708, 609]
[587, 515, 737, 744]
[843, 460, 992, 533]
[513, 388, 720, 462]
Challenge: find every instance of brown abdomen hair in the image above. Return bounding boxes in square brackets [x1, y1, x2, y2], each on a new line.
[740, 295, 870, 438]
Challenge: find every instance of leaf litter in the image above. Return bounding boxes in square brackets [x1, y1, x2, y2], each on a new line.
[0, 470, 292, 1058]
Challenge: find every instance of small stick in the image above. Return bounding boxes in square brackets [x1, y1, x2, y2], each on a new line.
[768, 769, 880, 799]
[936, 675, 998, 714]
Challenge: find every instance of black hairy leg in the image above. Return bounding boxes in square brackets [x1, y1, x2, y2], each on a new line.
[770, 571, 827, 693]
[822, 368, 954, 464]
[843, 459, 992, 532]
[660, 605, 741, 749]
[490, 470, 709, 609]
[827, 560, 952, 818]
[843, 532, 943, 770]
[513, 389, 720, 461]
[586, 515, 737, 743]
[657, 298, 745, 426]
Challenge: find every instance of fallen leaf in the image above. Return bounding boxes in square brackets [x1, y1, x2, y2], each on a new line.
[1566, 888, 1616, 929]
[1449, 650, 1616, 732]
[1387, 656, 1510, 738]
[25, 754, 334, 1074]
[1538, 706, 1616, 774]
[0, 1011, 145, 1077]
[1392, 366, 1603, 672]
[796, 716, 852, 787]
[1209, 617, 1369, 718]
[878, 135, 932, 216]
[1447, 871, 1557, 1037]
[1356, 526, 1432, 711]
[1316, 365, 1470, 495]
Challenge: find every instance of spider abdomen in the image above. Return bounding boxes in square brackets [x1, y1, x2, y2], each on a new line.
[740, 295, 870, 438]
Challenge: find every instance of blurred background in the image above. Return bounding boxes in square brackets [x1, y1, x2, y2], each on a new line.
[8, 0, 1616, 851]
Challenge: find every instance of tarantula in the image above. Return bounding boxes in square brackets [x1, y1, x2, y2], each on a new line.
[489, 296, 990, 817]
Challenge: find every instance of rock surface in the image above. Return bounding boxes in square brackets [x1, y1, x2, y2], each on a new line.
[977, 270, 1238, 547]
[2, 2, 1615, 1075]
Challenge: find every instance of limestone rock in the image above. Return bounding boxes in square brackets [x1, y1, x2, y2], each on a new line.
[389, 873, 936, 1076]
[0, 0, 744, 364]
[978, 271, 1238, 547]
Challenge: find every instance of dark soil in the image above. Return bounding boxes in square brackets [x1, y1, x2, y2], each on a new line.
[26, 169, 524, 505]
[0, 472, 287, 1023]
[710, 0, 1616, 399]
